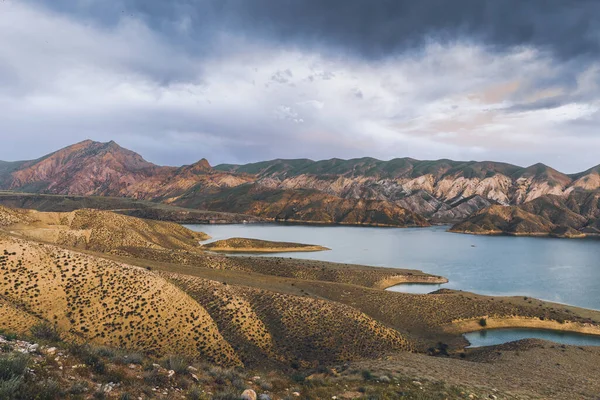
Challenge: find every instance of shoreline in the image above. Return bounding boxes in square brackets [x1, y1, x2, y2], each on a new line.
[448, 229, 591, 239]
[202, 245, 330, 253]
[446, 316, 600, 339]
[376, 275, 449, 290]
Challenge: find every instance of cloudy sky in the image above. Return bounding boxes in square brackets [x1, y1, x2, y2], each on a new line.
[1, 0, 599, 172]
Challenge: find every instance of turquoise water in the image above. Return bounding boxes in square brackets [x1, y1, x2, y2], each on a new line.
[186, 224, 600, 310]
[464, 328, 600, 348]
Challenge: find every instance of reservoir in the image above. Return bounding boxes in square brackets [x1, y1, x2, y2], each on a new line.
[187, 224, 600, 310]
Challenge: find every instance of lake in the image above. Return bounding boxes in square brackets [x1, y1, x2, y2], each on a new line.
[186, 224, 600, 310]
[464, 328, 600, 348]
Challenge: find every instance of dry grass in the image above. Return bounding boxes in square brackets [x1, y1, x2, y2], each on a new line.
[162, 272, 412, 367]
[7, 208, 209, 252]
[0, 233, 238, 366]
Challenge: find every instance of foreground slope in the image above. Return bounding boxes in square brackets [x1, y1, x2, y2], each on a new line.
[1, 206, 600, 397]
[162, 272, 412, 366]
[0, 207, 421, 367]
[0, 234, 239, 365]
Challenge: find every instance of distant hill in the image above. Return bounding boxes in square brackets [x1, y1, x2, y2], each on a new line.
[1, 140, 599, 229]
[450, 192, 598, 237]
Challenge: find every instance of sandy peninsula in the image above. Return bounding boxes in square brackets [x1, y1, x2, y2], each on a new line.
[201, 237, 330, 253]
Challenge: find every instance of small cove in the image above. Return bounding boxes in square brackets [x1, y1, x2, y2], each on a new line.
[464, 328, 600, 348]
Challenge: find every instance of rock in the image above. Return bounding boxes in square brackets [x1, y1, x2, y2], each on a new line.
[379, 375, 391, 383]
[241, 389, 257, 400]
[191, 373, 199, 382]
[167, 370, 175, 378]
[187, 366, 198, 372]
[46, 347, 56, 354]
[258, 395, 271, 400]
[292, 393, 300, 397]
[28, 343, 39, 352]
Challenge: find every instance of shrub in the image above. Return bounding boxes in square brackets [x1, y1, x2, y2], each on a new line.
[361, 370, 373, 381]
[1, 333, 17, 342]
[101, 367, 130, 384]
[69, 381, 88, 395]
[479, 318, 487, 327]
[212, 389, 242, 400]
[186, 386, 209, 400]
[143, 369, 169, 386]
[30, 322, 61, 342]
[291, 373, 305, 383]
[93, 390, 106, 400]
[0, 377, 22, 399]
[259, 380, 273, 391]
[162, 355, 189, 374]
[94, 347, 115, 358]
[0, 353, 28, 381]
[113, 351, 143, 365]
[68, 344, 106, 374]
[33, 379, 62, 400]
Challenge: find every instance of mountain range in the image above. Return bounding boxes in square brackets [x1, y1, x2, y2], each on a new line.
[1, 139, 599, 235]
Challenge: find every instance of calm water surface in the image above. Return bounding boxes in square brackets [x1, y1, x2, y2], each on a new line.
[464, 328, 600, 348]
[186, 224, 600, 310]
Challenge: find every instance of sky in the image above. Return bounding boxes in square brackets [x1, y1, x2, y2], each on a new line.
[1, 0, 599, 173]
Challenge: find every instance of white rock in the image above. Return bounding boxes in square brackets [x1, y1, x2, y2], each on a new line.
[241, 389, 257, 400]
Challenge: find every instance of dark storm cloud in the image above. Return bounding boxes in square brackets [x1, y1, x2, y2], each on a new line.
[29, 0, 600, 61]
[2, 0, 600, 173]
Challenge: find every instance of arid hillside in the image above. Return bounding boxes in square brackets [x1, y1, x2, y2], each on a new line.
[451, 192, 600, 237]
[3, 208, 209, 253]
[1, 205, 600, 398]
[0, 191, 265, 224]
[0, 207, 420, 368]
[0, 233, 239, 365]
[178, 185, 430, 227]
[3, 140, 600, 228]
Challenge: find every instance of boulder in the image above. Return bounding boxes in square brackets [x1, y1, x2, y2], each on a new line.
[241, 389, 257, 400]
